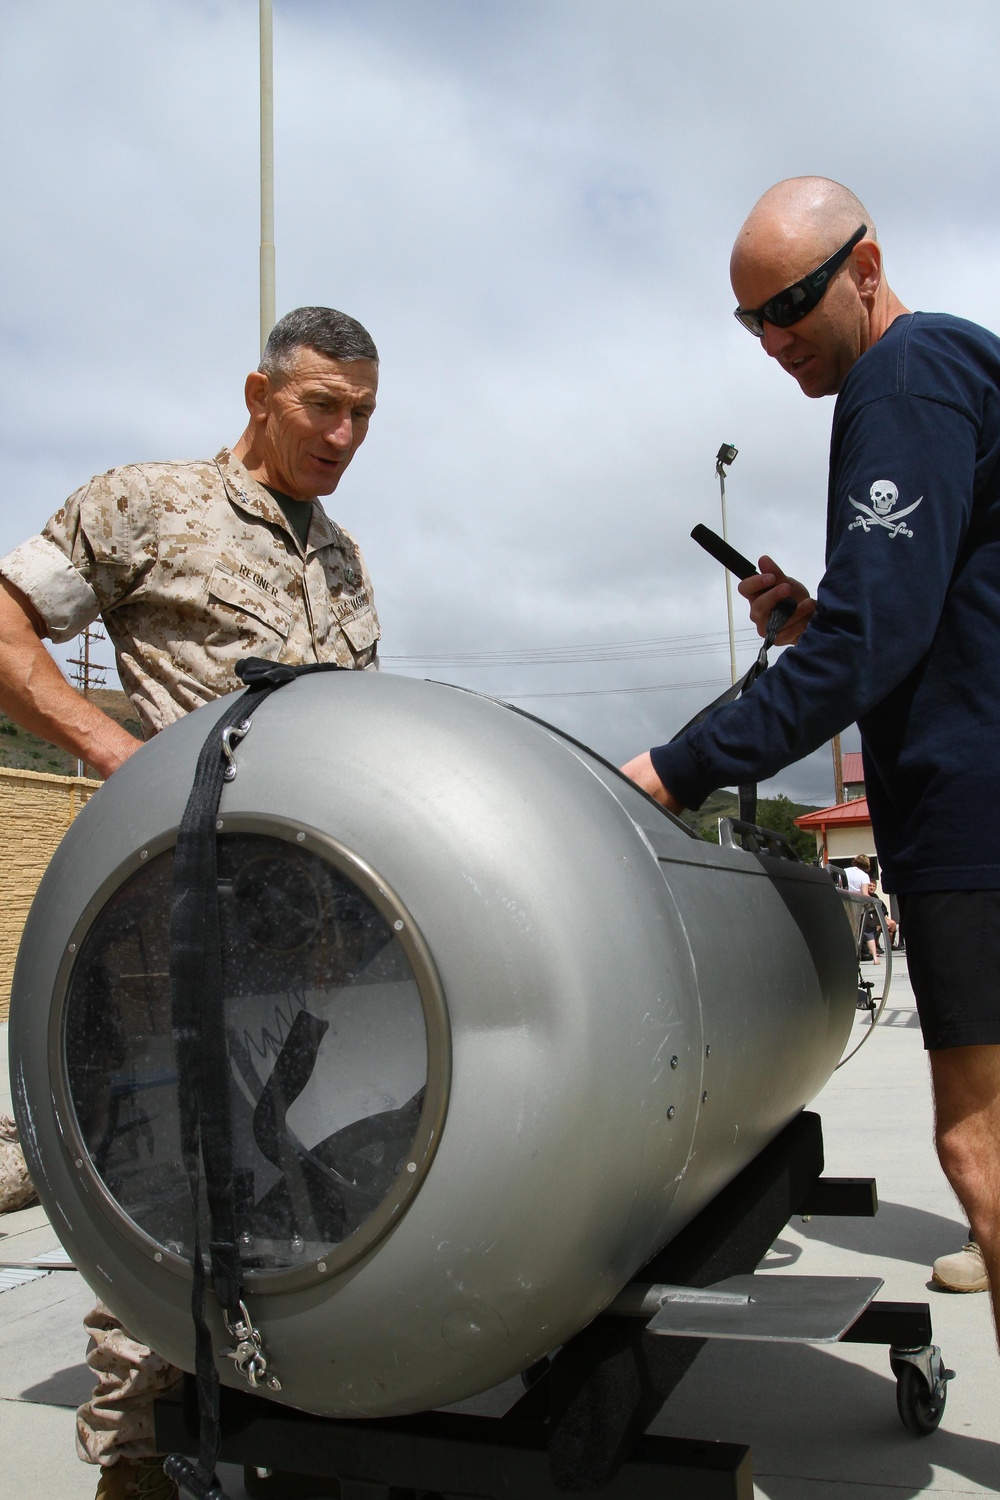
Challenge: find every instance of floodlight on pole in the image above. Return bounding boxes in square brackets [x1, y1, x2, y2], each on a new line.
[259, 0, 276, 356]
[715, 443, 739, 685]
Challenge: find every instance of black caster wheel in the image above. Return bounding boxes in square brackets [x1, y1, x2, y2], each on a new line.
[890, 1346, 952, 1435]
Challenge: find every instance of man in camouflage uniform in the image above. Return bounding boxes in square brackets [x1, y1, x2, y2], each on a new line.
[0, 305, 382, 1499]
[0, 1113, 37, 1211]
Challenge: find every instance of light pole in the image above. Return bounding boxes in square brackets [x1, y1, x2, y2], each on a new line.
[259, 0, 275, 355]
[715, 442, 739, 685]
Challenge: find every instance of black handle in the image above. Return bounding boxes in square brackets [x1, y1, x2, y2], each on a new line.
[691, 523, 797, 623]
[690, 523, 756, 580]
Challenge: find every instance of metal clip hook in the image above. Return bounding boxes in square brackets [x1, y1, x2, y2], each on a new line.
[221, 719, 252, 782]
[220, 1299, 281, 1391]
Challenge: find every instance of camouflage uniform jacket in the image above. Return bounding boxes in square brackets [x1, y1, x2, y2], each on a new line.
[0, 448, 380, 738]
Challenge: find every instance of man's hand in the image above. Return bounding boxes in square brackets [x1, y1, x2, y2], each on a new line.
[739, 554, 816, 645]
[619, 752, 685, 813]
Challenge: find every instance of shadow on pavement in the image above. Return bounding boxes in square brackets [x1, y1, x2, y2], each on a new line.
[660, 1335, 998, 1497]
[20, 1363, 94, 1408]
[759, 1236, 806, 1269]
[877, 1007, 923, 1030]
[796, 1199, 967, 1267]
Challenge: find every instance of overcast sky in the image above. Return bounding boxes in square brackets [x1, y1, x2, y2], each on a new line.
[3, 0, 999, 803]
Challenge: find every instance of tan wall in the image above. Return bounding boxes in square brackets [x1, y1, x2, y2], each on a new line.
[825, 826, 875, 864]
[0, 767, 100, 1022]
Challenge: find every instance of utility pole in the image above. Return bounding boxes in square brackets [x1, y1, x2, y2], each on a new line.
[832, 732, 845, 805]
[715, 443, 739, 685]
[260, 0, 276, 355]
[67, 625, 109, 778]
[67, 625, 108, 698]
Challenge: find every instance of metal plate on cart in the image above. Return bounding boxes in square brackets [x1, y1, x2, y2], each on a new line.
[646, 1274, 883, 1344]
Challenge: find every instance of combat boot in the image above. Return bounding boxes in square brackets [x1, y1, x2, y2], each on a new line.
[94, 1456, 179, 1499]
[932, 1240, 988, 1292]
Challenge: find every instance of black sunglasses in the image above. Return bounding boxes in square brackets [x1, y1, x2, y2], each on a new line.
[734, 225, 867, 339]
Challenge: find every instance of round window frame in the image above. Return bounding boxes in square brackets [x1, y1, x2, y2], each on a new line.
[50, 812, 451, 1295]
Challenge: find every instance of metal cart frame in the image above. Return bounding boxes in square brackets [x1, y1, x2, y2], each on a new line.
[156, 1110, 948, 1499]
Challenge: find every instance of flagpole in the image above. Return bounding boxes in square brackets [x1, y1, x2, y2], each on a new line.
[259, 0, 275, 355]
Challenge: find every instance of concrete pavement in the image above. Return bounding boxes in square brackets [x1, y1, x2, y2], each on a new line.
[1, 952, 997, 1498]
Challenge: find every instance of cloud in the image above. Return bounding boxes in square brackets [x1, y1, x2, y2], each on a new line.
[3, 0, 998, 806]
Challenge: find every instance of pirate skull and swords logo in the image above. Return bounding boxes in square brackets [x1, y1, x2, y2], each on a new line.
[848, 479, 923, 538]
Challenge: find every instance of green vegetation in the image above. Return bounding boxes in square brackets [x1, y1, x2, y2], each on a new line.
[683, 790, 820, 862]
[0, 715, 81, 776]
[0, 690, 141, 779]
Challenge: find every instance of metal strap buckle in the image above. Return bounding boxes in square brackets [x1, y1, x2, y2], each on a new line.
[221, 719, 252, 782]
[220, 1299, 281, 1391]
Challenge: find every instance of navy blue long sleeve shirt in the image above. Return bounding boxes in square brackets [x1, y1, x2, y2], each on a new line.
[649, 313, 1000, 892]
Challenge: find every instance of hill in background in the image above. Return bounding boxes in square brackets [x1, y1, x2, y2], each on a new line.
[682, 790, 821, 861]
[0, 690, 140, 779]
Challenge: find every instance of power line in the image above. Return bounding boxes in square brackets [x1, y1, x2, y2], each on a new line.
[404, 675, 730, 700]
[382, 626, 758, 669]
[496, 676, 728, 700]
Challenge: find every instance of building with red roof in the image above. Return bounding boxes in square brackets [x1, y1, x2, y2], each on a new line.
[795, 758, 881, 887]
[842, 752, 866, 800]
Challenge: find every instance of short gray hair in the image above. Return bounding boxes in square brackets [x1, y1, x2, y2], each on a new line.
[259, 306, 379, 379]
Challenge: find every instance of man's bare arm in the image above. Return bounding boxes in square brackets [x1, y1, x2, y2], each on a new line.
[0, 578, 142, 778]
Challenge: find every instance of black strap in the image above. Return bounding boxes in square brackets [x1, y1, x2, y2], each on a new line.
[669, 605, 789, 829]
[166, 657, 345, 1499]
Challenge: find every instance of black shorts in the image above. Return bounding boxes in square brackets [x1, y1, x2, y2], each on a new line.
[898, 890, 1000, 1050]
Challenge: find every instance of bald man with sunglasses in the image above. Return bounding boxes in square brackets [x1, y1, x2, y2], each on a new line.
[623, 176, 1000, 1351]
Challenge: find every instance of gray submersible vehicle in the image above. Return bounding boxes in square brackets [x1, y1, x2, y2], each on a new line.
[9, 671, 948, 1496]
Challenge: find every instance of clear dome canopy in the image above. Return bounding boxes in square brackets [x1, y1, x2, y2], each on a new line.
[63, 831, 433, 1281]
